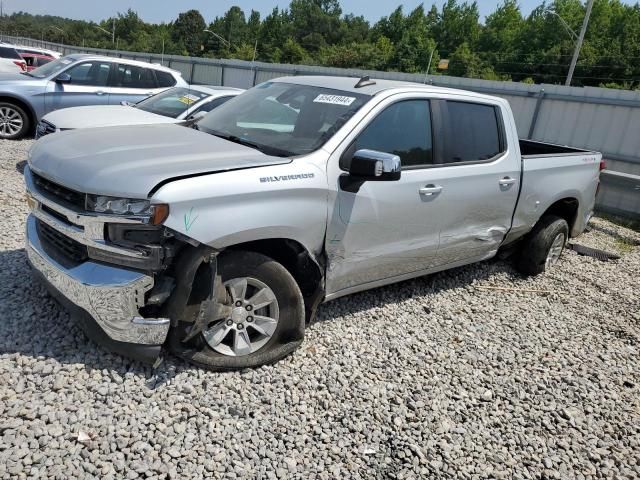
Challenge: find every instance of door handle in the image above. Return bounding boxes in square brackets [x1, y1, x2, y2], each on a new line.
[499, 177, 517, 186]
[95, 91, 107, 96]
[419, 184, 443, 196]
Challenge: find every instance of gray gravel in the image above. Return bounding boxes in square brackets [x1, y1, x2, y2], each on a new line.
[1, 138, 639, 479]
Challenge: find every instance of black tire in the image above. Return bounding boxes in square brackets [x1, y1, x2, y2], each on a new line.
[168, 251, 306, 370]
[0, 102, 31, 140]
[516, 215, 569, 276]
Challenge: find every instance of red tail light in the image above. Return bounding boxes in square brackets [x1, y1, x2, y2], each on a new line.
[13, 61, 27, 72]
[596, 158, 605, 196]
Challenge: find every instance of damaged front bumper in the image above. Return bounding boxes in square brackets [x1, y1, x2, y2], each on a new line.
[26, 214, 170, 363]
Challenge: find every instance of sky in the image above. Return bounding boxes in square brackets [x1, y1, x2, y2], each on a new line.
[3, 0, 575, 24]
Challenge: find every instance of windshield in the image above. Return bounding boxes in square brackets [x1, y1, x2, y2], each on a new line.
[29, 56, 74, 79]
[197, 82, 370, 156]
[135, 87, 209, 118]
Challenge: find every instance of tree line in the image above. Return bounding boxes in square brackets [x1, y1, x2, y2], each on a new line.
[1, 0, 639, 90]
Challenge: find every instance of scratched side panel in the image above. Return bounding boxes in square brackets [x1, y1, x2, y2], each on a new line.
[151, 152, 329, 259]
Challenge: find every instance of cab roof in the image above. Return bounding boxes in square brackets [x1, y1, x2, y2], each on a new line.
[275, 75, 487, 99]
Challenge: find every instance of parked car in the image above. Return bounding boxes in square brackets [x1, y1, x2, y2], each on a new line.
[0, 54, 187, 139]
[0, 44, 26, 74]
[35, 85, 243, 138]
[21, 53, 55, 72]
[15, 45, 61, 59]
[24, 76, 602, 369]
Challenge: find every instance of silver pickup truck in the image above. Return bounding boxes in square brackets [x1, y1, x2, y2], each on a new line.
[24, 76, 602, 369]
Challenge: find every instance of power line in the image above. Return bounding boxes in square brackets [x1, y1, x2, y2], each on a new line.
[493, 61, 636, 69]
[493, 70, 639, 82]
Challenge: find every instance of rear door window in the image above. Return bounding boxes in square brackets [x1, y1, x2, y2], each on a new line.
[442, 101, 504, 164]
[155, 70, 177, 88]
[112, 64, 158, 89]
[0, 46, 21, 59]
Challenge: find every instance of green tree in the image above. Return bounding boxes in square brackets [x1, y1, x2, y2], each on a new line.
[392, 5, 439, 73]
[289, 0, 343, 51]
[172, 9, 206, 56]
[280, 37, 309, 63]
[433, 0, 481, 56]
[449, 42, 508, 80]
[371, 6, 405, 44]
[257, 8, 289, 62]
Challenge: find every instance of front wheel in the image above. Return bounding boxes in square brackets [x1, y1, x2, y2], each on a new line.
[0, 102, 30, 139]
[516, 215, 569, 276]
[168, 250, 306, 370]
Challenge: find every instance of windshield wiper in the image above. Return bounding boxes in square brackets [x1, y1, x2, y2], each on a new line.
[202, 128, 293, 158]
[20, 72, 34, 77]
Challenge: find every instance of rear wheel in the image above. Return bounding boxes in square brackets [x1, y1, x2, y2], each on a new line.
[0, 102, 30, 140]
[168, 251, 306, 370]
[516, 215, 569, 276]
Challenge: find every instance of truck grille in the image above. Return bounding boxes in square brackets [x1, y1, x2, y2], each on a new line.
[32, 173, 86, 210]
[36, 218, 88, 266]
[36, 120, 56, 138]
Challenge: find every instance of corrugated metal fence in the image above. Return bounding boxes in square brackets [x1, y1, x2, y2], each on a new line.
[8, 36, 640, 219]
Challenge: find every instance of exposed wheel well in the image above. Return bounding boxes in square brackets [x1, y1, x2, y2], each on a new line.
[0, 96, 36, 136]
[225, 239, 325, 321]
[543, 198, 579, 235]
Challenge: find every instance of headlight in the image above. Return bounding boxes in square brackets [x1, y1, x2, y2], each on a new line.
[89, 195, 150, 214]
[87, 195, 169, 225]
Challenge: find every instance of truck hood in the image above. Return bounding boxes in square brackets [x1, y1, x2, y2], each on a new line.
[28, 124, 292, 198]
[43, 105, 178, 129]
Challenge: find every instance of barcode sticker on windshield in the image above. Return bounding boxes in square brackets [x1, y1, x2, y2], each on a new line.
[313, 94, 356, 106]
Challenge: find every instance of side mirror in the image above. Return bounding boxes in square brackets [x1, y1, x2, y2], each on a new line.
[188, 111, 208, 121]
[55, 73, 71, 84]
[348, 149, 401, 181]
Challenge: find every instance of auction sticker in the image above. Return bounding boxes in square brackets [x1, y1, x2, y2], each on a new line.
[313, 94, 356, 106]
[178, 94, 201, 105]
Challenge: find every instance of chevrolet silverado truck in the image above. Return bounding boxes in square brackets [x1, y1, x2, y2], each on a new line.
[24, 76, 602, 369]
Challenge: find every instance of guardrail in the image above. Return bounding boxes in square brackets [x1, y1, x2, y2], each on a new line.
[5, 35, 639, 219]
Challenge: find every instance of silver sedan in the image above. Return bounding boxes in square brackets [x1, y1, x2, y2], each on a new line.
[36, 85, 244, 138]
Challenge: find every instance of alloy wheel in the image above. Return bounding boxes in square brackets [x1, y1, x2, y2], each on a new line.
[202, 277, 280, 356]
[0, 106, 23, 137]
[545, 232, 565, 268]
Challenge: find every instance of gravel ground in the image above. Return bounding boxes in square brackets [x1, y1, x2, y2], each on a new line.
[1, 138, 639, 480]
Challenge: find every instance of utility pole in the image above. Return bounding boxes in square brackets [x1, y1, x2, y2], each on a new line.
[423, 44, 438, 84]
[565, 0, 594, 86]
[251, 39, 258, 63]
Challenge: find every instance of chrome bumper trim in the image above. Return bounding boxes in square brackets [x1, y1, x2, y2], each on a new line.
[24, 167, 151, 260]
[26, 214, 170, 345]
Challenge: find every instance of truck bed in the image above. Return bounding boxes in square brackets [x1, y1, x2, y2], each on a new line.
[504, 140, 602, 246]
[519, 139, 593, 158]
